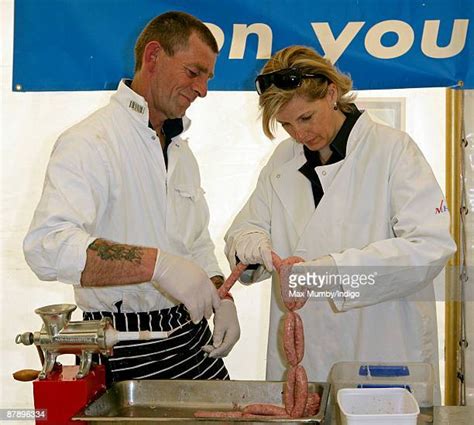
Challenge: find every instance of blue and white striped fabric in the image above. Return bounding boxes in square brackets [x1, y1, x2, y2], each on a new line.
[83, 303, 229, 382]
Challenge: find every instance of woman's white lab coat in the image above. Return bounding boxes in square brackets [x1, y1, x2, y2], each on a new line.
[225, 112, 456, 392]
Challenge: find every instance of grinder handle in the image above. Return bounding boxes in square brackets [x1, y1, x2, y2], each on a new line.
[12, 369, 40, 382]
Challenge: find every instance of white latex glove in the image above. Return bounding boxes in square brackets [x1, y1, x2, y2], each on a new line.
[202, 299, 240, 358]
[227, 231, 273, 272]
[152, 250, 221, 324]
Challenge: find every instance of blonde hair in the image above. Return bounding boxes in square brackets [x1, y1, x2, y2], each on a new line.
[259, 46, 356, 139]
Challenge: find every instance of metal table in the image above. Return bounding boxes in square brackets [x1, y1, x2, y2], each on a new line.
[433, 406, 474, 425]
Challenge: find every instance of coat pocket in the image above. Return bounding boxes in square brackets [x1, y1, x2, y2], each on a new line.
[167, 185, 208, 252]
[174, 185, 205, 202]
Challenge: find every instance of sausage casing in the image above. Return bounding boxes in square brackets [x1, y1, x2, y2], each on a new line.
[294, 312, 305, 364]
[291, 365, 309, 418]
[242, 404, 288, 416]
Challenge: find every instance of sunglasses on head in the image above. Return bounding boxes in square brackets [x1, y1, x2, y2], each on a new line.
[255, 67, 327, 95]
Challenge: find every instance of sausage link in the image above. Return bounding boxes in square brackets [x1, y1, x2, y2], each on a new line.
[217, 262, 247, 299]
[291, 365, 309, 418]
[242, 404, 288, 416]
[303, 392, 321, 417]
[293, 298, 308, 311]
[283, 366, 296, 414]
[196, 252, 315, 420]
[280, 263, 297, 311]
[242, 413, 291, 419]
[293, 312, 305, 364]
[194, 410, 243, 418]
[283, 312, 298, 366]
[288, 259, 309, 311]
[243, 413, 291, 419]
[286, 256, 306, 263]
[279, 257, 305, 311]
[271, 251, 283, 271]
[274, 252, 307, 310]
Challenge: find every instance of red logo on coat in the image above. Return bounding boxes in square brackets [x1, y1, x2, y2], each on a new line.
[435, 199, 448, 214]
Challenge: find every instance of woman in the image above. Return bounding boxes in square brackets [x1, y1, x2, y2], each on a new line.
[224, 46, 456, 398]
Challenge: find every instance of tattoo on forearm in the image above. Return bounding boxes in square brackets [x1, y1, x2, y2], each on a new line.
[89, 240, 143, 264]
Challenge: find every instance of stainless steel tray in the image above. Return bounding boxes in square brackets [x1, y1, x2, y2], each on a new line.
[72, 379, 330, 424]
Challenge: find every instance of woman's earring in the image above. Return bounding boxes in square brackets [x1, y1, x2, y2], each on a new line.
[333, 102, 338, 110]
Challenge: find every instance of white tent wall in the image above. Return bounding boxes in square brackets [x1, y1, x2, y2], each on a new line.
[1, 0, 472, 412]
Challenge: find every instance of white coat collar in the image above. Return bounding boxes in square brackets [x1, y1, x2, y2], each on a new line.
[270, 143, 312, 235]
[344, 110, 372, 156]
[270, 111, 372, 238]
[112, 79, 191, 133]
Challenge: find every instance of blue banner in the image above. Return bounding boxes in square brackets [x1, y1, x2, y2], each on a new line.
[13, 0, 473, 91]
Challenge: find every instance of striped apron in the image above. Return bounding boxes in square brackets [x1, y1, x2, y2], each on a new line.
[83, 303, 229, 382]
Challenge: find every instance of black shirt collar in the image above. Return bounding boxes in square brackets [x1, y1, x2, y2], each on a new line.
[149, 119, 183, 169]
[298, 104, 361, 209]
[161, 118, 184, 140]
[303, 104, 361, 165]
[148, 119, 184, 168]
[148, 118, 184, 140]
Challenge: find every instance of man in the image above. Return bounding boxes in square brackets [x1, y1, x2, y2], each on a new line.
[23, 11, 239, 382]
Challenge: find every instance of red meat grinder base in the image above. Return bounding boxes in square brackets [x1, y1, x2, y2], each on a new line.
[33, 364, 106, 424]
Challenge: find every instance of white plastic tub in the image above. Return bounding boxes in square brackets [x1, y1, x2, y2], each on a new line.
[337, 388, 420, 425]
[329, 361, 434, 407]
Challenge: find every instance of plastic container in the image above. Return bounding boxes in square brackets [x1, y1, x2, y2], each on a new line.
[329, 362, 434, 408]
[337, 388, 420, 425]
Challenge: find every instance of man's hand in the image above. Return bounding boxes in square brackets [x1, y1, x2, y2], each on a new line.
[202, 299, 240, 358]
[152, 250, 221, 324]
[226, 231, 273, 272]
